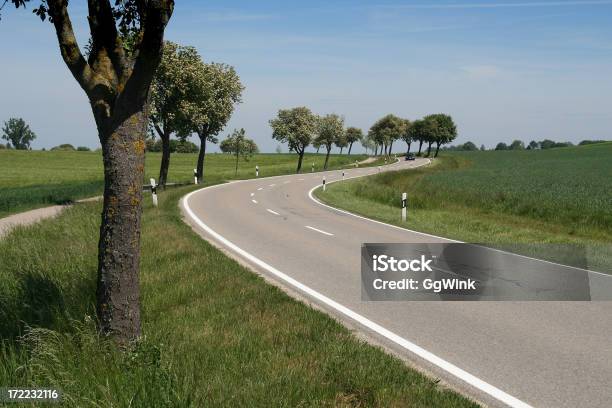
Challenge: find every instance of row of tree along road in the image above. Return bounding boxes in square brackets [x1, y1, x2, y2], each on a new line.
[269, 109, 458, 173]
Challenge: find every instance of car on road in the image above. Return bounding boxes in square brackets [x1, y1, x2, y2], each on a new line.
[405, 153, 416, 161]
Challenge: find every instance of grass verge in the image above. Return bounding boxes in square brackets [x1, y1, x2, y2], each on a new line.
[315, 146, 611, 273]
[0, 184, 477, 407]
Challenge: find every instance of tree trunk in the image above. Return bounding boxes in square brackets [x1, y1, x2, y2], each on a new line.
[406, 142, 412, 155]
[340, 147, 343, 155]
[197, 134, 207, 183]
[159, 130, 171, 188]
[96, 109, 147, 344]
[374, 145, 378, 156]
[389, 140, 394, 155]
[434, 142, 441, 157]
[296, 148, 305, 173]
[427, 141, 433, 157]
[235, 150, 239, 176]
[324, 145, 331, 170]
[316, 146, 320, 154]
[418, 140, 423, 154]
[348, 142, 353, 155]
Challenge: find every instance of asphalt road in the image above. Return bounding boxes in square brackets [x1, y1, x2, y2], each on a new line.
[181, 158, 612, 408]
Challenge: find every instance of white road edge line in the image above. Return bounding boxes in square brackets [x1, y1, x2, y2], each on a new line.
[251, 199, 258, 204]
[266, 209, 280, 216]
[182, 185, 531, 408]
[304, 225, 334, 236]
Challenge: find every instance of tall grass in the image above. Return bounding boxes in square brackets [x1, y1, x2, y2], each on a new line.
[0, 188, 476, 407]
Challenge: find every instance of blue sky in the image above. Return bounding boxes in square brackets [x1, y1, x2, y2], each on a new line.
[0, 0, 611, 152]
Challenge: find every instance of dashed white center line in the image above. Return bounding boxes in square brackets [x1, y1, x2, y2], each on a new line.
[251, 199, 258, 204]
[298, 178, 305, 181]
[269, 183, 276, 187]
[283, 180, 290, 184]
[305, 225, 334, 236]
[250, 193, 255, 197]
[257, 187, 263, 191]
[266, 209, 280, 215]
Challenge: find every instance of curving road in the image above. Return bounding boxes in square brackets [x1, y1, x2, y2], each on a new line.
[181, 158, 612, 408]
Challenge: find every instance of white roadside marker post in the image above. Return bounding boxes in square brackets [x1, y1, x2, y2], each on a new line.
[355, 160, 358, 168]
[256, 165, 259, 178]
[401, 192, 407, 222]
[150, 178, 158, 207]
[323, 176, 326, 191]
[312, 162, 315, 173]
[193, 169, 198, 185]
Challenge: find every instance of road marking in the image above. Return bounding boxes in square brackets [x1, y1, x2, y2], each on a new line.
[298, 178, 305, 181]
[251, 199, 258, 204]
[257, 187, 263, 191]
[250, 193, 255, 197]
[269, 183, 276, 187]
[266, 209, 280, 216]
[182, 181, 532, 408]
[283, 180, 291, 184]
[305, 225, 334, 236]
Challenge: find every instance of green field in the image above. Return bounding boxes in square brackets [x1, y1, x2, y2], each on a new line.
[0, 150, 368, 217]
[316, 143, 612, 271]
[0, 185, 476, 407]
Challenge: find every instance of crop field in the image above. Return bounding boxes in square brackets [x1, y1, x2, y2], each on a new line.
[0, 150, 367, 217]
[317, 143, 612, 271]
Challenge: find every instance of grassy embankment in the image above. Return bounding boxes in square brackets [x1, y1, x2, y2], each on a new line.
[316, 143, 612, 272]
[0, 150, 370, 218]
[0, 154, 475, 407]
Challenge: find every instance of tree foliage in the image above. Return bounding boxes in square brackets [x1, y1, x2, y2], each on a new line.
[269, 107, 318, 172]
[344, 127, 363, 155]
[368, 114, 406, 156]
[315, 114, 344, 169]
[1, 117, 36, 149]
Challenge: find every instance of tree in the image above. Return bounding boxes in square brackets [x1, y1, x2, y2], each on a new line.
[50, 143, 75, 151]
[425, 114, 457, 157]
[361, 134, 375, 155]
[7, 0, 174, 344]
[315, 114, 344, 169]
[408, 119, 426, 155]
[510, 140, 525, 150]
[150, 41, 200, 187]
[181, 62, 243, 183]
[480, 144, 486, 151]
[269, 107, 318, 173]
[1, 118, 36, 149]
[368, 114, 406, 157]
[345, 127, 363, 155]
[221, 128, 258, 175]
[539, 139, 555, 149]
[495, 142, 509, 150]
[461, 141, 478, 151]
[418, 116, 439, 157]
[400, 119, 413, 155]
[336, 129, 348, 154]
[528, 140, 539, 150]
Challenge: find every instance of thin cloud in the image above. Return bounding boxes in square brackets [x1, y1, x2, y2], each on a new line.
[383, 1, 612, 9]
